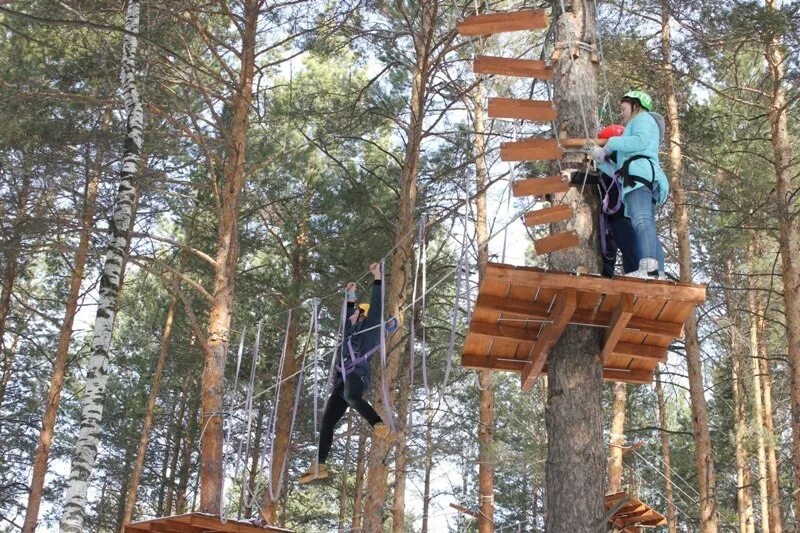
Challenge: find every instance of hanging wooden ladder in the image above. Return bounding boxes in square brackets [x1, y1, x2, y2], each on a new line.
[457, 8, 613, 256]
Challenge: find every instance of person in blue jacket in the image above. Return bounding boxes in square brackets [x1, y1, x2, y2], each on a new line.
[590, 90, 669, 279]
[299, 262, 392, 484]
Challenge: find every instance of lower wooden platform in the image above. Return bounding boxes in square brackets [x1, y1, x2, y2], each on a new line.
[124, 513, 293, 533]
[461, 263, 706, 390]
[605, 492, 667, 530]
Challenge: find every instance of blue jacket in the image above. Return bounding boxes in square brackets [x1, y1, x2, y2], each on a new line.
[336, 280, 383, 386]
[598, 111, 669, 213]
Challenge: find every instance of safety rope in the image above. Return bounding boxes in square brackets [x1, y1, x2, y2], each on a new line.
[219, 326, 247, 523]
[378, 258, 396, 432]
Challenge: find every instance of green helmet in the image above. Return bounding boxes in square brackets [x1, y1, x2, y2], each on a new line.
[622, 90, 653, 111]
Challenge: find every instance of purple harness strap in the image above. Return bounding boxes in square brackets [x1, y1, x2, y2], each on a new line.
[335, 336, 381, 378]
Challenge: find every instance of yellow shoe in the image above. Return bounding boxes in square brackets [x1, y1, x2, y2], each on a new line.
[373, 422, 394, 441]
[298, 463, 328, 484]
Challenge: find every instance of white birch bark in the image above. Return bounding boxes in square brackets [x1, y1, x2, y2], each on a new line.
[59, 1, 143, 530]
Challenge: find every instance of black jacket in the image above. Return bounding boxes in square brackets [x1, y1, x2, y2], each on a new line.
[336, 279, 383, 385]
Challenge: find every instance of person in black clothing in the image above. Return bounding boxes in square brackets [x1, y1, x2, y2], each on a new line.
[299, 262, 393, 484]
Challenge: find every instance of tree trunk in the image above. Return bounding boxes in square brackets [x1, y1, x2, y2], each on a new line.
[351, 425, 368, 533]
[473, 70, 495, 533]
[157, 395, 179, 517]
[607, 383, 627, 494]
[420, 405, 434, 533]
[546, 1, 605, 532]
[360, 2, 436, 530]
[245, 399, 267, 518]
[260, 203, 309, 523]
[391, 371, 411, 533]
[660, 1, 718, 530]
[724, 261, 754, 533]
[759, 327, 782, 531]
[748, 242, 771, 533]
[60, 2, 144, 529]
[176, 382, 200, 515]
[338, 413, 353, 533]
[764, 0, 800, 517]
[199, 0, 259, 514]
[165, 387, 188, 517]
[0, 167, 31, 417]
[22, 109, 105, 533]
[119, 290, 179, 529]
[654, 372, 677, 533]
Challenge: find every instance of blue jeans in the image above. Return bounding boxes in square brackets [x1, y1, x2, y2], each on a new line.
[623, 186, 665, 271]
[610, 214, 640, 274]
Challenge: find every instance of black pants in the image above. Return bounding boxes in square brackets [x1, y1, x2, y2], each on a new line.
[318, 373, 381, 463]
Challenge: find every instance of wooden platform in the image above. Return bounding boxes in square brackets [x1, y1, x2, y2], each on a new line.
[125, 513, 293, 533]
[605, 492, 668, 530]
[461, 263, 706, 391]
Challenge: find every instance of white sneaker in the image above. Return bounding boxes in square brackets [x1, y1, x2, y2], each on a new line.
[626, 258, 659, 279]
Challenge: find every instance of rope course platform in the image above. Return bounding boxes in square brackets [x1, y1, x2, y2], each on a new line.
[124, 513, 294, 533]
[605, 492, 668, 530]
[460, 263, 706, 391]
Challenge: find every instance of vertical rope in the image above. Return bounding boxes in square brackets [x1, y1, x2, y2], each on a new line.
[220, 325, 247, 522]
[420, 215, 430, 398]
[239, 321, 262, 512]
[311, 300, 321, 477]
[262, 310, 292, 502]
[378, 259, 396, 432]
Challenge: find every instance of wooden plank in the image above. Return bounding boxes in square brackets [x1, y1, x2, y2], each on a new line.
[470, 322, 539, 343]
[485, 263, 707, 303]
[611, 342, 668, 362]
[477, 294, 683, 339]
[488, 98, 556, 122]
[521, 290, 577, 390]
[602, 294, 634, 360]
[512, 176, 570, 197]
[462, 354, 653, 384]
[524, 205, 573, 226]
[501, 139, 563, 161]
[534, 231, 579, 255]
[157, 521, 205, 533]
[186, 513, 292, 532]
[461, 353, 526, 372]
[558, 138, 608, 148]
[457, 9, 548, 36]
[473, 55, 553, 79]
[601, 368, 653, 384]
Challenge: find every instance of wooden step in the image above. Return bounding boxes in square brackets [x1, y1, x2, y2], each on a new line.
[558, 138, 608, 148]
[457, 9, 548, 36]
[500, 138, 563, 161]
[512, 176, 570, 197]
[524, 205, 573, 226]
[488, 98, 556, 122]
[473, 55, 553, 79]
[533, 230, 579, 254]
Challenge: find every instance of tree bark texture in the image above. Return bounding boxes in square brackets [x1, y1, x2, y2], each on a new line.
[360, 1, 437, 529]
[546, 1, 605, 532]
[655, 372, 677, 533]
[60, 1, 144, 529]
[473, 72, 495, 533]
[200, 0, 259, 514]
[764, 0, 800, 517]
[660, 1, 718, 530]
[351, 425, 368, 533]
[724, 261, 754, 533]
[120, 290, 179, 529]
[0, 167, 30, 418]
[607, 383, 627, 494]
[747, 243, 772, 533]
[22, 109, 105, 533]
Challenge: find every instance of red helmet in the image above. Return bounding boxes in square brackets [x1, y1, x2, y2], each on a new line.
[598, 124, 625, 139]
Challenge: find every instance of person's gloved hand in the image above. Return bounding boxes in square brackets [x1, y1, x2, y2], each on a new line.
[589, 146, 608, 162]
